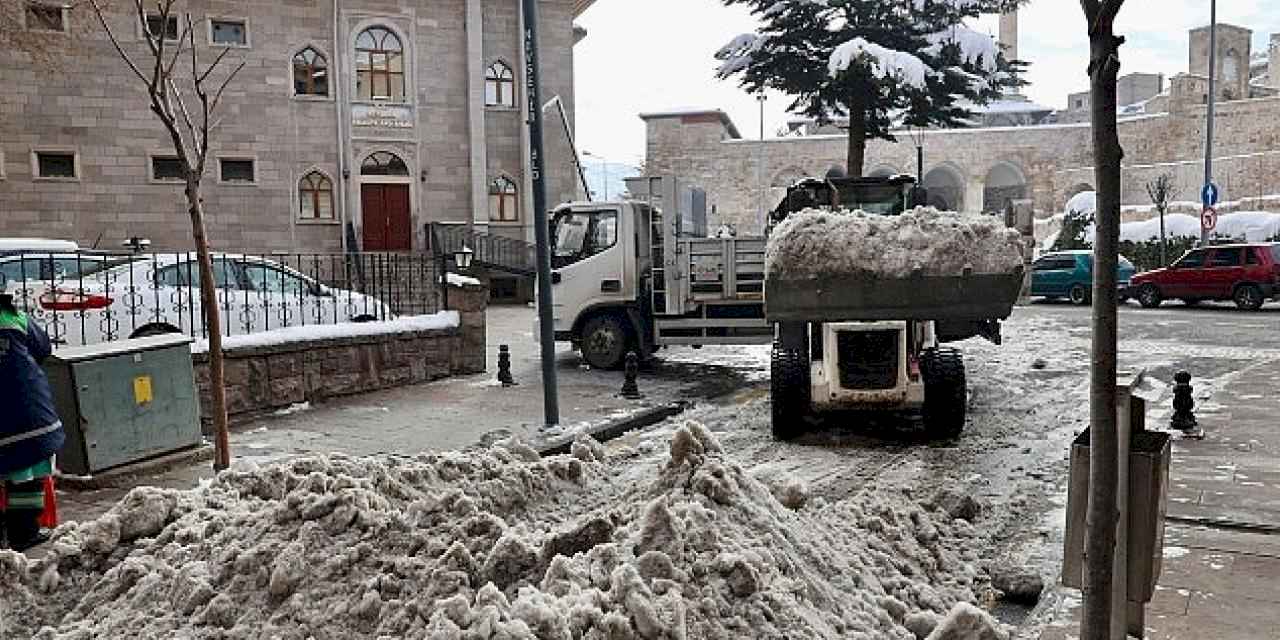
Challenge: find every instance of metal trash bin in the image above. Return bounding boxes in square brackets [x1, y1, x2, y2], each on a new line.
[44, 335, 202, 476]
[1062, 428, 1173, 601]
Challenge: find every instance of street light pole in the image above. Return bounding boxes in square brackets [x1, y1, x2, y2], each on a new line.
[1203, 0, 1217, 247]
[522, 0, 559, 427]
[757, 93, 766, 231]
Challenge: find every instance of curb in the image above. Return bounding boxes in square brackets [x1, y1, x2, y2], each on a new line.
[536, 401, 690, 457]
[57, 445, 215, 492]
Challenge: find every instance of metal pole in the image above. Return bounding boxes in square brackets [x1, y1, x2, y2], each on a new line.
[523, 0, 559, 426]
[757, 93, 766, 231]
[1203, 0, 1217, 247]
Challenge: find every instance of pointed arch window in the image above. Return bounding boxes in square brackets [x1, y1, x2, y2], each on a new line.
[299, 171, 335, 220]
[361, 152, 409, 176]
[485, 61, 516, 107]
[293, 47, 329, 97]
[489, 176, 519, 222]
[355, 27, 405, 102]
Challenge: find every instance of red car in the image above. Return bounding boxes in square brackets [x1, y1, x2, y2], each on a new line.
[1130, 243, 1280, 310]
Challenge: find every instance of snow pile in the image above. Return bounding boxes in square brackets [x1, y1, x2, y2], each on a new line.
[191, 311, 460, 353]
[766, 207, 1026, 280]
[1, 425, 1007, 639]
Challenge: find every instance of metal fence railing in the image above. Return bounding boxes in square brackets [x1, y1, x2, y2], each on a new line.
[428, 223, 537, 276]
[0, 251, 441, 348]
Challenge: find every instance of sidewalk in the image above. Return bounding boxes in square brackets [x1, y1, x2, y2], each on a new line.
[1038, 359, 1280, 638]
[55, 306, 762, 526]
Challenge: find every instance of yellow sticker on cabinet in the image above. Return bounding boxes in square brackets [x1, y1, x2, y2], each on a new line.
[133, 376, 154, 406]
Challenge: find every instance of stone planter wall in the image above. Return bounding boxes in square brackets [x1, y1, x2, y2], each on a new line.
[192, 283, 487, 429]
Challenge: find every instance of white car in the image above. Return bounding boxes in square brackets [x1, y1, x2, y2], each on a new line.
[11, 253, 395, 347]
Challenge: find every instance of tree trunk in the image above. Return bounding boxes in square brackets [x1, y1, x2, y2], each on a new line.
[1083, 19, 1125, 640]
[187, 180, 231, 471]
[846, 95, 867, 178]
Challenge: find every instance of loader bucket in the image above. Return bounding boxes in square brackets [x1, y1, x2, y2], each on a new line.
[764, 268, 1025, 323]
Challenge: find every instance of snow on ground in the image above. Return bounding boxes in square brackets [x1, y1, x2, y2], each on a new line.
[191, 312, 460, 353]
[1, 425, 1011, 639]
[766, 207, 1026, 280]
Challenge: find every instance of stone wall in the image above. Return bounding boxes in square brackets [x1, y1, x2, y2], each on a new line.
[191, 282, 487, 428]
[645, 94, 1280, 234]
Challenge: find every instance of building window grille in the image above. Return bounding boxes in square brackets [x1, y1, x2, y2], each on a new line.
[489, 176, 519, 222]
[293, 47, 329, 96]
[298, 171, 335, 220]
[355, 27, 405, 102]
[485, 61, 515, 107]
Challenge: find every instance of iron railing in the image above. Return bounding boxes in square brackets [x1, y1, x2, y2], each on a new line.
[0, 251, 441, 348]
[428, 223, 537, 276]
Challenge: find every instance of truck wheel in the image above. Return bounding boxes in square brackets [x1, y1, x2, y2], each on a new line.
[771, 342, 810, 441]
[581, 315, 628, 370]
[1233, 284, 1264, 311]
[921, 348, 966, 440]
[1137, 284, 1163, 309]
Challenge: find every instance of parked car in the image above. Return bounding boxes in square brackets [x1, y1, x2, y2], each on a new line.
[1030, 250, 1136, 305]
[11, 253, 395, 346]
[0, 252, 133, 285]
[1130, 243, 1280, 310]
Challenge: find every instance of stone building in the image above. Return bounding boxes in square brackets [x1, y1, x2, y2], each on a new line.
[0, 0, 592, 255]
[645, 21, 1280, 234]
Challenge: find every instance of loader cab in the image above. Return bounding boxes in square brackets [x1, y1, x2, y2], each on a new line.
[770, 174, 923, 226]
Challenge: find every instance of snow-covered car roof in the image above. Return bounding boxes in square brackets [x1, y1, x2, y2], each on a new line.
[0, 238, 80, 254]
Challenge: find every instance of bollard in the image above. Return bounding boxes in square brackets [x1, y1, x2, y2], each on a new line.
[497, 344, 516, 387]
[620, 352, 643, 399]
[1170, 370, 1203, 438]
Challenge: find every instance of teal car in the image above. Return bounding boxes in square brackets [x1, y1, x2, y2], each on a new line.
[1031, 250, 1136, 305]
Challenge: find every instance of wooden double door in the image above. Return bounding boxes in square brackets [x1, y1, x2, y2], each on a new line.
[361, 184, 412, 251]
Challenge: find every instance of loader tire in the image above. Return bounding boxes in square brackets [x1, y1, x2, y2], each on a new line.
[771, 342, 810, 441]
[921, 347, 966, 440]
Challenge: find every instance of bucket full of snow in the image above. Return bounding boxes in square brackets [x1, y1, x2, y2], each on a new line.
[764, 208, 1026, 322]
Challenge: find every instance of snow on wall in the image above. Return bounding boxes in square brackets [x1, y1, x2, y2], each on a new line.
[191, 312, 461, 354]
[1, 425, 1010, 639]
[766, 207, 1027, 280]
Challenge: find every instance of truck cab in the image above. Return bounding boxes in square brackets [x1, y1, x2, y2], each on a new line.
[547, 176, 773, 369]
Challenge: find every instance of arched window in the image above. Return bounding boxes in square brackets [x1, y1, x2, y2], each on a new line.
[485, 61, 515, 107]
[489, 176, 519, 222]
[361, 152, 409, 176]
[293, 47, 328, 97]
[355, 27, 405, 101]
[298, 171, 334, 220]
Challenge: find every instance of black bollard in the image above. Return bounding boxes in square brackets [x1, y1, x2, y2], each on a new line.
[497, 344, 517, 387]
[1170, 370, 1202, 438]
[620, 352, 643, 399]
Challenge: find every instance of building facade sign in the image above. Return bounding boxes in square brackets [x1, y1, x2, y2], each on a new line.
[353, 104, 414, 129]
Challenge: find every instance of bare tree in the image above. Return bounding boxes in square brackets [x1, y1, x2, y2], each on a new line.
[1080, 1, 1127, 638]
[1145, 174, 1179, 267]
[87, 0, 244, 471]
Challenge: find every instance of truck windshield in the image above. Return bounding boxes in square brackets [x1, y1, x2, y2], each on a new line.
[838, 184, 906, 216]
[552, 210, 618, 268]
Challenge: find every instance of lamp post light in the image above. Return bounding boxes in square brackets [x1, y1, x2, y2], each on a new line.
[454, 246, 474, 271]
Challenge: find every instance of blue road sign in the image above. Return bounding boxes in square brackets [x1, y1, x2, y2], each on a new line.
[1201, 182, 1220, 208]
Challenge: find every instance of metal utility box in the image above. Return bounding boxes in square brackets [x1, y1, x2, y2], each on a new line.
[44, 335, 202, 476]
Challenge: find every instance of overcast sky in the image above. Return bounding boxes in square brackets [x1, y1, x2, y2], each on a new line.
[572, 0, 1278, 165]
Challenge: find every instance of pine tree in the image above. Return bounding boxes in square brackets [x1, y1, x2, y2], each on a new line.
[716, 0, 1025, 176]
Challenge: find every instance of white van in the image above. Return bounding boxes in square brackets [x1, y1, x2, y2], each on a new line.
[0, 238, 80, 254]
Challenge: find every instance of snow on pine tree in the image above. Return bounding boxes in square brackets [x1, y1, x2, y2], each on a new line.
[716, 0, 1026, 177]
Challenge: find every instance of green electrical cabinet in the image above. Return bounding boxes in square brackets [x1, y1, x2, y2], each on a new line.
[44, 335, 202, 476]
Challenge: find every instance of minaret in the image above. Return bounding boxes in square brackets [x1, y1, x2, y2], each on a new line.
[999, 10, 1019, 61]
